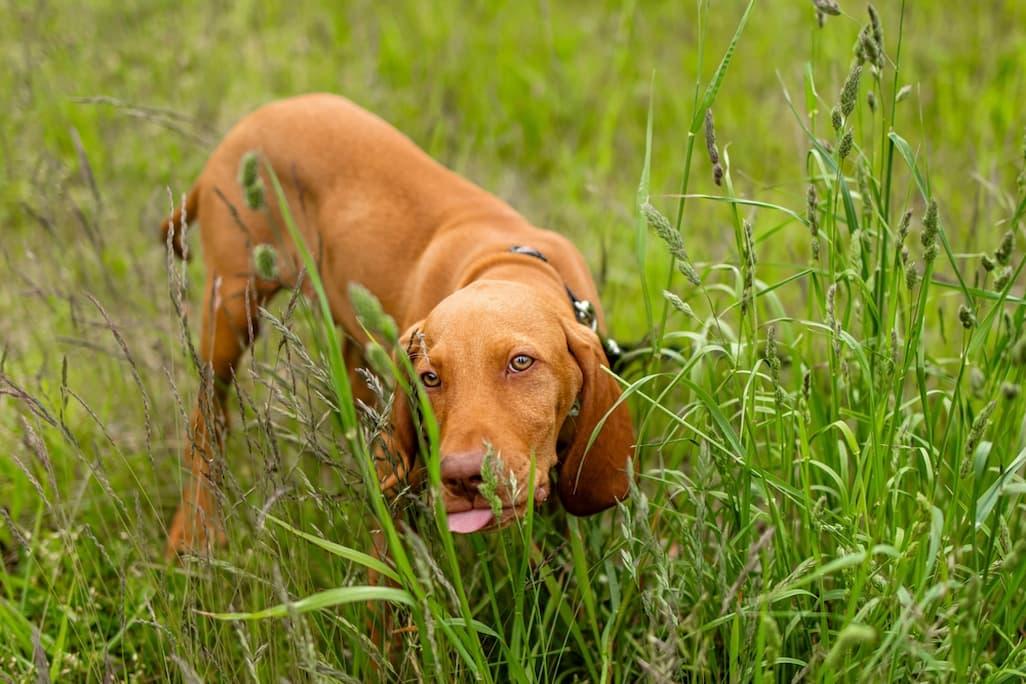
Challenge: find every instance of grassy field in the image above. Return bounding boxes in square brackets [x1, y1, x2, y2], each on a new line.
[2, 1, 1026, 681]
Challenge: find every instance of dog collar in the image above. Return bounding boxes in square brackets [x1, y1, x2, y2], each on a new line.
[508, 245, 622, 367]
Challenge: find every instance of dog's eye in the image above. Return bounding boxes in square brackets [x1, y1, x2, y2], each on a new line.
[508, 355, 534, 372]
[420, 371, 441, 388]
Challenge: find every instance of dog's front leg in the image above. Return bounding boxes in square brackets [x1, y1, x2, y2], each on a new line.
[166, 274, 265, 558]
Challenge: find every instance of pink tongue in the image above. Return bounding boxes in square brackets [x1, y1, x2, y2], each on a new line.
[447, 509, 495, 534]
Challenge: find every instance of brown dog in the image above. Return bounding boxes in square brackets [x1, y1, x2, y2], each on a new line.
[161, 93, 633, 555]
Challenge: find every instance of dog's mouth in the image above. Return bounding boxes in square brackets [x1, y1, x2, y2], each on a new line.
[444, 485, 548, 534]
[446, 507, 502, 533]
[444, 504, 525, 533]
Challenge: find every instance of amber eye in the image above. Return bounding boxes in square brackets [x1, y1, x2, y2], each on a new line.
[508, 354, 534, 372]
[420, 371, 441, 388]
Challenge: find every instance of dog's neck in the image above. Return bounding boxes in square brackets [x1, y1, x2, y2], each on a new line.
[457, 251, 575, 315]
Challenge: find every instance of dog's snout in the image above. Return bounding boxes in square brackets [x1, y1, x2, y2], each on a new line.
[441, 452, 485, 495]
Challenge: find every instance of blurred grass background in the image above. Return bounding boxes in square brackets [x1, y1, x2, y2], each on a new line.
[3, 1, 1024, 328]
[2, 1, 1025, 680]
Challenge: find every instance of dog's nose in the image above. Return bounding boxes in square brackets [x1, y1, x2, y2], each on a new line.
[440, 451, 485, 496]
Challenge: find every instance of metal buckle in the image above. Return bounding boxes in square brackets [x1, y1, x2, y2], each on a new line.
[574, 299, 597, 331]
[603, 336, 621, 360]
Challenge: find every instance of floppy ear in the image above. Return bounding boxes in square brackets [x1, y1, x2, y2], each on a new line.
[376, 321, 425, 491]
[558, 319, 635, 516]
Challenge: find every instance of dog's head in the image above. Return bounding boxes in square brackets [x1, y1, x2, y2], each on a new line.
[384, 279, 633, 532]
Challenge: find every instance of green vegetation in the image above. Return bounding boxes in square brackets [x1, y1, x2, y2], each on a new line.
[2, 1, 1025, 681]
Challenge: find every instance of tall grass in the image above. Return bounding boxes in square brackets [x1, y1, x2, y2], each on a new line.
[2, 1, 1025, 681]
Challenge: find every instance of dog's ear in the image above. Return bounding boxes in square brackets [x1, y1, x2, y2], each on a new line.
[377, 321, 426, 490]
[557, 318, 634, 516]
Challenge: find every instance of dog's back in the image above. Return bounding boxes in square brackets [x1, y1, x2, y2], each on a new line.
[163, 93, 522, 320]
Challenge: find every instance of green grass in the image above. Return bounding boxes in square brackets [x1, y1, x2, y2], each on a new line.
[2, 1, 1026, 681]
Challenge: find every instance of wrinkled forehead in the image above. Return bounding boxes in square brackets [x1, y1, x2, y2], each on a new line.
[419, 281, 567, 354]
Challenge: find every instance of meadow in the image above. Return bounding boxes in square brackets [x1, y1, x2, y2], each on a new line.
[2, 1, 1026, 681]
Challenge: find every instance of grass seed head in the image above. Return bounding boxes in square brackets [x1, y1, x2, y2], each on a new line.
[252, 244, 279, 280]
[239, 150, 260, 187]
[642, 201, 675, 240]
[958, 304, 975, 329]
[981, 254, 995, 272]
[704, 109, 719, 165]
[767, 325, 786, 405]
[238, 151, 265, 210]
[478, 447, 506, 520]
[838, 130, 854, 160]
[766, 324, 780, 371]
[744, 220, 756, 270]
[825, 283, 836, 328]
[995, 266, 1013, 290]
[854, 33, 867, 66]
[840, 65, 863, 118]
[677, 260, 703, 288]
[831, 107, 843, 133]
[826, 284, 841, 356]
[643, 201, 702, 286]
[898, 208, 912, 244]
[363, 340, 393, 381]
[856, 26, 882, 70]
[243, 181, 265, 210]
[921, 199, 939, 263]
[867, 90, 876, 112]
[889, 329, 899, 371]
[807, 184, 819, 236]
[965, 400, 997, 462]
[995, 230, 1014, 265]
[704, 109, 723, 185]
[905, 262, 919, 290]
[921, 199, 939, 245]
[663, 290, 696, 319]
[813, 0, 840, 16]
[348, 282, 399, 344]
[867, 4, 884, 61]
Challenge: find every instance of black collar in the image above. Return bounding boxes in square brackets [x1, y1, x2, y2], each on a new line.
[508, 245, 622, 367]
